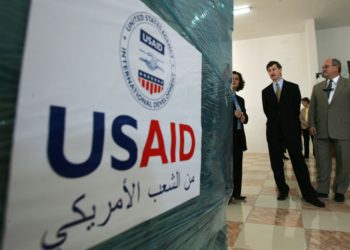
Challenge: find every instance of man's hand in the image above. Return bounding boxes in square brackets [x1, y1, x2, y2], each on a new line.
[309, 127, 317, 136]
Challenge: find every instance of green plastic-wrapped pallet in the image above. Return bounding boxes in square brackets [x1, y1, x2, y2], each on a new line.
[0, 1, 233, 249]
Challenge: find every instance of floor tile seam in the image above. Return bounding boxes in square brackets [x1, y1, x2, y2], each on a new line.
[302, 228, 350, 249]
[226, 220, 245, 249]
[305, 228, 350, 234]
[300, 209, 350, 234]
[248, 207, 304, 225]
[301, 209, 350, 216]
[244, 220, 304, 229]
[244, 178, 272, 225]
[242, 222, 307, 231]
[229, 154, 350, 249]
[253, 206, 302, 213]
[255, 173, 305, 227]
[236, 204, 254, 224]
[247, 156, 305, 235]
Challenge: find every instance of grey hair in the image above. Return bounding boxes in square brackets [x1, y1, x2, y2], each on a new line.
[332, 58, 341, 73]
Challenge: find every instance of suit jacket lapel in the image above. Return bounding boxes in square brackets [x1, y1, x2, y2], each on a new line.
[323, 81, 328, 99]
[279, 81, 287, 102]
[330, 77, 346, 104]
[319, 80, 328, 103]
[268, 83, 278, 103]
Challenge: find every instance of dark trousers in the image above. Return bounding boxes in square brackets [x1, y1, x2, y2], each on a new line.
[232, 132, 244, 197]
[267, 128, 316, 199]
[302, 129, 314, 157]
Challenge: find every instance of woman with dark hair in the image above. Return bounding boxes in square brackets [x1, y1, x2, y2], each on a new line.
[230, 71, 248, 201]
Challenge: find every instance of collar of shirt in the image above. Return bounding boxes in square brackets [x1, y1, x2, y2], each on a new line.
[273, 79, 283, 91]
[327, 75, 340, 104]
[329, 75, 340, 88]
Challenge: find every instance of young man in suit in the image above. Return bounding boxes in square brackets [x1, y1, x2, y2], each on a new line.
[309, 58, 350, 202]
[262, 61, 325, 208]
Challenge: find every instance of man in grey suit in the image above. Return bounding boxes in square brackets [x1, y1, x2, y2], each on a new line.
[309, 58, 350, 202]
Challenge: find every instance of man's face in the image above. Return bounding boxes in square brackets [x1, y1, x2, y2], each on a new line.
[322, 59, 338, 79]
[267, 64, 282, 82]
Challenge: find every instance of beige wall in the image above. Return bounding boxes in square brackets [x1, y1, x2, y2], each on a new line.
[316, 26, 350, 78]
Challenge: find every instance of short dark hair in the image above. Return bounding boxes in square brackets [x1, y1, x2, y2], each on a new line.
[332, 58, 341, 73]
[232, 71, 245, 91]
[266, 61, 282, 70]
[301, 97, 310, 103]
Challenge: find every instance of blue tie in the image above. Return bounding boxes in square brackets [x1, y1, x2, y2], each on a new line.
[232, 94, 242, 130]
[326, 79, 333, 99]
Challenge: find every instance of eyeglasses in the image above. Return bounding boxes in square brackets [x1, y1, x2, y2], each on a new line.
[322, 65, 335, 69]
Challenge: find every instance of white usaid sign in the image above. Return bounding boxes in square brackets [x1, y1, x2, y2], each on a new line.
[3, 1, 201, 250]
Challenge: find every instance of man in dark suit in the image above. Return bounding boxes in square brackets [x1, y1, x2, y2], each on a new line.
[262, 61, 325, 207]
[309, 58, 350, 202]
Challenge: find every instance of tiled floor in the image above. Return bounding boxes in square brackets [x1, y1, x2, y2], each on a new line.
[227, 153, 350, 250]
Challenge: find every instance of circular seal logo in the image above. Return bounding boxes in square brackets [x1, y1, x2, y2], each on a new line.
[120, 12, 176, 110]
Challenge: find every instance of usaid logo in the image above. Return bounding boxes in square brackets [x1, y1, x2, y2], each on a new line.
[120, 12, 176, 110]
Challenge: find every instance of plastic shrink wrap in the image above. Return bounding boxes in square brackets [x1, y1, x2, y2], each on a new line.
[0, 0, 233, 249]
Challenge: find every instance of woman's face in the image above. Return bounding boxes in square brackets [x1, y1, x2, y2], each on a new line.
[232, 73, 240, 90]
[302, 100, 309, 107]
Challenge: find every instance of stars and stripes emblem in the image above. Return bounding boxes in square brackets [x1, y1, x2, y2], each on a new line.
[138, 70, 164, 95]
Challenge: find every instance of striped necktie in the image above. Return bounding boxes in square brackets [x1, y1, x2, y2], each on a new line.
[275, 83, 281, 102]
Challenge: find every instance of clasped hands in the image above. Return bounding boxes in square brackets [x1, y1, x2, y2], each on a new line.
[234, 110, 246, 123]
